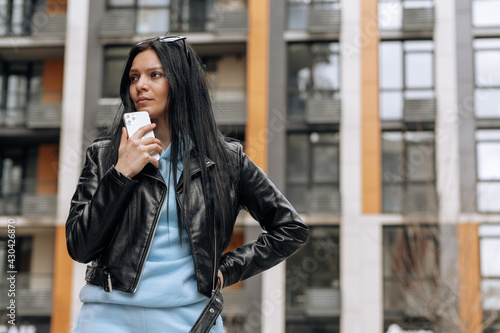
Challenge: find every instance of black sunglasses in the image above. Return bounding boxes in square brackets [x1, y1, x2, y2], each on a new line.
[138, 36, 190, 62]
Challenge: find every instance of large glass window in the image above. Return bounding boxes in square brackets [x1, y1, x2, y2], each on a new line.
[383, 225, 439, 331]
[479, 225, 500, 333]
[474, 39, 500, 119]
[472, 0, 500, 27]
[379, 40, 435, 121]
[476, 130, 500, 212]
[286, 132, 340, 214]
[382, 131, 436, 214]
[0, 61, 42, 127]
[287, 42, 340, 122]
[286, 226, 340, 332]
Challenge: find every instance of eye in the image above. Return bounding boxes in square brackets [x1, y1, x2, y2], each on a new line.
[151, 72, 163, 78]
[130, 76, 139, 83]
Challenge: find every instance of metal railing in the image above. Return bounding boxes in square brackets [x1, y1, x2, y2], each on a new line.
[100, 0, 248, 37]
[0, 179, 57, 217]
[0, 2, 66, 37]
[0, 272, 53, 316]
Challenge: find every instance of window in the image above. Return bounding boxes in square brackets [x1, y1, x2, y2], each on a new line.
[474, 39, 500, 119]
[379, 40, 435, 121]
[383, 225, 439, 331]
[382, 131, 436, 214]
[0, 0, 37, 36]
[0, 61, 42, 127]
[286, 132, 340, 214]
[0, 146, 37, 215]
[479, 225, 500, 333]
[472, 0, 500, 27]
[476, 130, 500, 212]
[287, 42, 340, 122]
[103, 47, 130, 98]
[378, 0, 434, 31]
[286, 226, 340, 332]
[107, 0, 170, 34]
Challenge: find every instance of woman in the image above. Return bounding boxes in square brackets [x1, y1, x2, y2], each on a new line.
[66, 36, 308, 332]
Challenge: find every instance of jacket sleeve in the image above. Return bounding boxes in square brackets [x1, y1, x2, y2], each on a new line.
[65, 144, 138, 263]
[218, 149, 308, 288]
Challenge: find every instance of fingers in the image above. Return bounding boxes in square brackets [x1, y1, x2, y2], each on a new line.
[120, 127, 128, 144]
[140, 136, 163, 147]
[131, 123, 157, 140]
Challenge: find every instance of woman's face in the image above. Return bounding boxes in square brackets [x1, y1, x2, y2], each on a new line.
[129, 49, 169, 121]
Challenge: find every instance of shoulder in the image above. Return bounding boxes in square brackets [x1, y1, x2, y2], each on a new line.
[223, 137, 243, 156]
[84, 137, 112, 160]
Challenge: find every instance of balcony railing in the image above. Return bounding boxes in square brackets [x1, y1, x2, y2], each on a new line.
[0, 3, 66, 37]
[287, 184, 341, 214]
[384, 183, 438, 215]
[403, 98, 436, 123]
[0, 179, 57, 217]
[288, 92, 341, 124]
[287, 2, 341, 32]
[212, 89, 247, 125]
[0, 91, 62, 129]
[379, 1, 434, 33]
[100, 1, 248, 37]
[0, 273, 52, 316]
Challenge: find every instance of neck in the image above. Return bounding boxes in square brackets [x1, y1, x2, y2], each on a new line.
[151, 117, 171, 150]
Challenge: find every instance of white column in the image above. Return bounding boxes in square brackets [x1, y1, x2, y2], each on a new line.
[57, 0, 90, 329]
[261, 263, 286, 333]
[340, 0, 383, 332]
[434, 0, 460, 224]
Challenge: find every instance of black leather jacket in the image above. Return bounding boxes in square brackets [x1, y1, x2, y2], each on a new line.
[66, 138, 308, 298]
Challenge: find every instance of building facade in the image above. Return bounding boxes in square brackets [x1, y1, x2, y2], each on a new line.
[0, 0, 499, 332]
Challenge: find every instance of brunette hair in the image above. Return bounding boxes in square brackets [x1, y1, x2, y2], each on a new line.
[102, 37, 234, 240]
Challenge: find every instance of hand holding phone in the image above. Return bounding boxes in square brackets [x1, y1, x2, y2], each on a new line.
[123, 111, 160, 160]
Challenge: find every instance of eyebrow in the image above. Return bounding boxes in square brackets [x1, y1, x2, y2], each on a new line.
[129, 66, 164, 73]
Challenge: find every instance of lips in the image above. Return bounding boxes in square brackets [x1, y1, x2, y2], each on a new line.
[136, 97, 152, 103]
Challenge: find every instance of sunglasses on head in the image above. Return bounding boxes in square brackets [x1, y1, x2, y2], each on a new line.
[138, 36, 190, 62]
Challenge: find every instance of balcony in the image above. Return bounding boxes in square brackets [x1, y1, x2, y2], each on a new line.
[287, 185, 341, 214]
[379, 1, 434, 35]
[0, 3, 66, 38]
[0, 273, 52, 316]
[403, 98, 436, 123]
[383, 183, 438, 216]
[100, 1, 248, 38]
[288, 93, 341, 124]
[212, 89, 247, 126]
[0, 91, 62, 129]
[287, 1, 341, 33]
[0, 179, 57, 217]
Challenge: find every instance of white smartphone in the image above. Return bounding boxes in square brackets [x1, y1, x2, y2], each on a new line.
[123, 111, 160, 160]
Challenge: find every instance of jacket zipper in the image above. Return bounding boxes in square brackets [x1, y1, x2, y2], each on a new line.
[132, 173, 167, 293]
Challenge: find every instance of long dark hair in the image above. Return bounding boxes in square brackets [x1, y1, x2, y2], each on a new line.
[102, 37, 234, 238]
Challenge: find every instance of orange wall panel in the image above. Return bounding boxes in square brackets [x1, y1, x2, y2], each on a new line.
[245, 0, 269, 173]
[50, 225, 73, 333]
[36, 144, 59, 194]
[46, 0, 67, 14]
[42, 60, 64, 103]
[458, 223, 484, 333]
[361, 0, 381, 214]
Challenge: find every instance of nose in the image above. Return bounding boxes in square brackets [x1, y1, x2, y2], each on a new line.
[136, 75, 148, 91]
